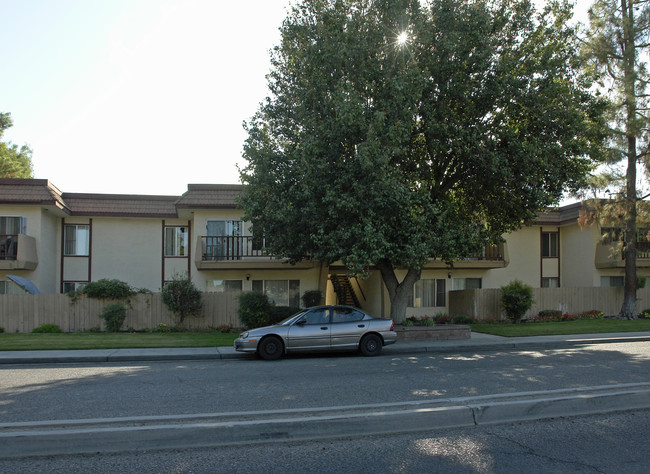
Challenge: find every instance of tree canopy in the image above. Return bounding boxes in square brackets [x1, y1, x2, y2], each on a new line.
[580, 0, 650, 318]
[0, 112, 34, 179]
[240, 0, 605, 321]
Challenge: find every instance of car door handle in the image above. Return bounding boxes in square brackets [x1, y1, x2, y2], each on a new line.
[321, 327, 328, 330]
[358, 324, 365, 328]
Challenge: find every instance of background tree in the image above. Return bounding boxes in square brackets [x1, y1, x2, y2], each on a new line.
[580, 0, 650, 319]
[240, 0, 605, 322]
[0, 113, 34, 178]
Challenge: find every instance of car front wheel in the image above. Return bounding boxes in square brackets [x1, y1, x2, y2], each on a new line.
[258, 336, 284, 360]
[360, 334, 382, 356]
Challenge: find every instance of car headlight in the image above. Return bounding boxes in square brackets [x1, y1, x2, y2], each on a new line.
[240, 331, 249, 339]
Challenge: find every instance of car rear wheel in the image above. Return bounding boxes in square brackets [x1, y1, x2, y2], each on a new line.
[360, 334, 382, 356]
[258, 336, 283, 360]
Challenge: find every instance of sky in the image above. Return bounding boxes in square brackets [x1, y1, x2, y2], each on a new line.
[1, 0, 591, 197]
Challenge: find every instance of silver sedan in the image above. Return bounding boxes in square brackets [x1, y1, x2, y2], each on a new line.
[234, 305, 397, 360]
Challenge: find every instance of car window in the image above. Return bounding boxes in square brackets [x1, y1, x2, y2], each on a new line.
[331, 308, 364, 323]
[298, 309, 329, 325]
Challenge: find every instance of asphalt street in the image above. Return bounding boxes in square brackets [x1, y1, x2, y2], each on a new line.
[0, 331, 649, 467]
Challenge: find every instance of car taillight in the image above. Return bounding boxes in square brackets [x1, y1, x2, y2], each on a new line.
[390, 322, 394, 331]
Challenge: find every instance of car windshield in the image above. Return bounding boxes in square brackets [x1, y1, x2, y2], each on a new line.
[278, 310, 307, 326]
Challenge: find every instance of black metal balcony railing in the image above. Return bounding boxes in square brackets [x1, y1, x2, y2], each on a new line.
[464, 245, 503, 261]
[0, 234, 18, 260]
[631, 241, 650, 259]
[201, 236, 271, 261]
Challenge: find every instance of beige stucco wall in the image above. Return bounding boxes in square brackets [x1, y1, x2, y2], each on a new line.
[561, 222, 598, 286]
[90, 218, 163, 291]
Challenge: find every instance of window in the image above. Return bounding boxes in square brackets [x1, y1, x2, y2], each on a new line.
[452, 278, 482, 290]
[542, 232, 559, 258]
[206, 280, 242, 293]
[0, 280, 23, 294]
[64, 225, 90, 256]
[331, 307, 365, 323]
[63, 282, 87, 294]
[297, 308, 329, 325]
[164, 226, 188, 256]
[409, 279, 446, 307]
[541, 277, 560, 288]
[0, 216, 27, 235]
[252, 279, 300, 306]
[601, 276, 624, 287]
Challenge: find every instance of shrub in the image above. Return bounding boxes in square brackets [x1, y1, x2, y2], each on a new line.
[151, 323, 187, 333]
[238, 291, 271, 329]
[161, 274, 203, 324]
[433, 313, 452, 324]
[420, 316, 436, 326]
[452, 314, 472, 325]
[32, 323, 62, 333]
[639, 310, 650, 319]
[501, 280, 534, 324]
[401, 318, 414, 326]
[0, 326, 5, 333]
[301, 290, 322, 308]
[217, 324, 233, 333]
[79, 279, 136, 300]
[99, 302, 127, 332]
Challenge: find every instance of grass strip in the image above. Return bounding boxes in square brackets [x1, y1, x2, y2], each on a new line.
[470, 319, 650, 337]
[0, 332, 239, 351]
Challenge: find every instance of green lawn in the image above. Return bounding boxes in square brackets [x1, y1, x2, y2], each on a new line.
[470, 319, 650, 337]
[0, 332, 239, 351]
[1, 320, 650, 351]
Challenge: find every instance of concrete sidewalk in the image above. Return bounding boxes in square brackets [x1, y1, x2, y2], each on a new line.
[1, 331, 649, 365]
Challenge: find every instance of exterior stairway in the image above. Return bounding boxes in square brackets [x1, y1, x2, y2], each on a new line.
[330, 274, 361, 307]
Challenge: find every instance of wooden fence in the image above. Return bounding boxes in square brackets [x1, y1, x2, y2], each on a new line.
[449, 286, 650, 320]
[0, 292, 240, 333]
[3, 286, 649, 333]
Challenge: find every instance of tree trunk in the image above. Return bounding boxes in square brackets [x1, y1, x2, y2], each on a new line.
[619, 0, 639, 320]
[376, 259, 420, 323]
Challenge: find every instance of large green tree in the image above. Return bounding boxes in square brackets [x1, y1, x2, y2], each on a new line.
[580, 0, 650, 319]
[240, 0, 605, 321]
[0, 113, 33, 179]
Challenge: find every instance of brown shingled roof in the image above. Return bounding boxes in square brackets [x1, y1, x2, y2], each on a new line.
[0, 178, 69, 211]
[62, 193, 179, 218]
[175, 184, 241, 209]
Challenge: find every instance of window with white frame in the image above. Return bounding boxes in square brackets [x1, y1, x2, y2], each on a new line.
[409, 279, 446, 307]
[206, 280, 242, 293]
[452, 278, 482, 290]
[164, 226, 188, 257]
[252, 279, 300, 306]
[64, 224, 90, 256]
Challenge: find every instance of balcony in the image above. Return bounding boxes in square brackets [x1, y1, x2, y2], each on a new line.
[423, 244, 508, 269]
[0, 234, 38, 270]
[596, 241, 650, 268]
[195, 236, 315, 270]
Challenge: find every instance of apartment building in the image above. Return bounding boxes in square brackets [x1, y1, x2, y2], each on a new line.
[0, 178, 642, 319]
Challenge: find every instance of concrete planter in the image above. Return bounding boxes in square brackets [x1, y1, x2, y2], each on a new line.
[395, 324, 470, 341]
